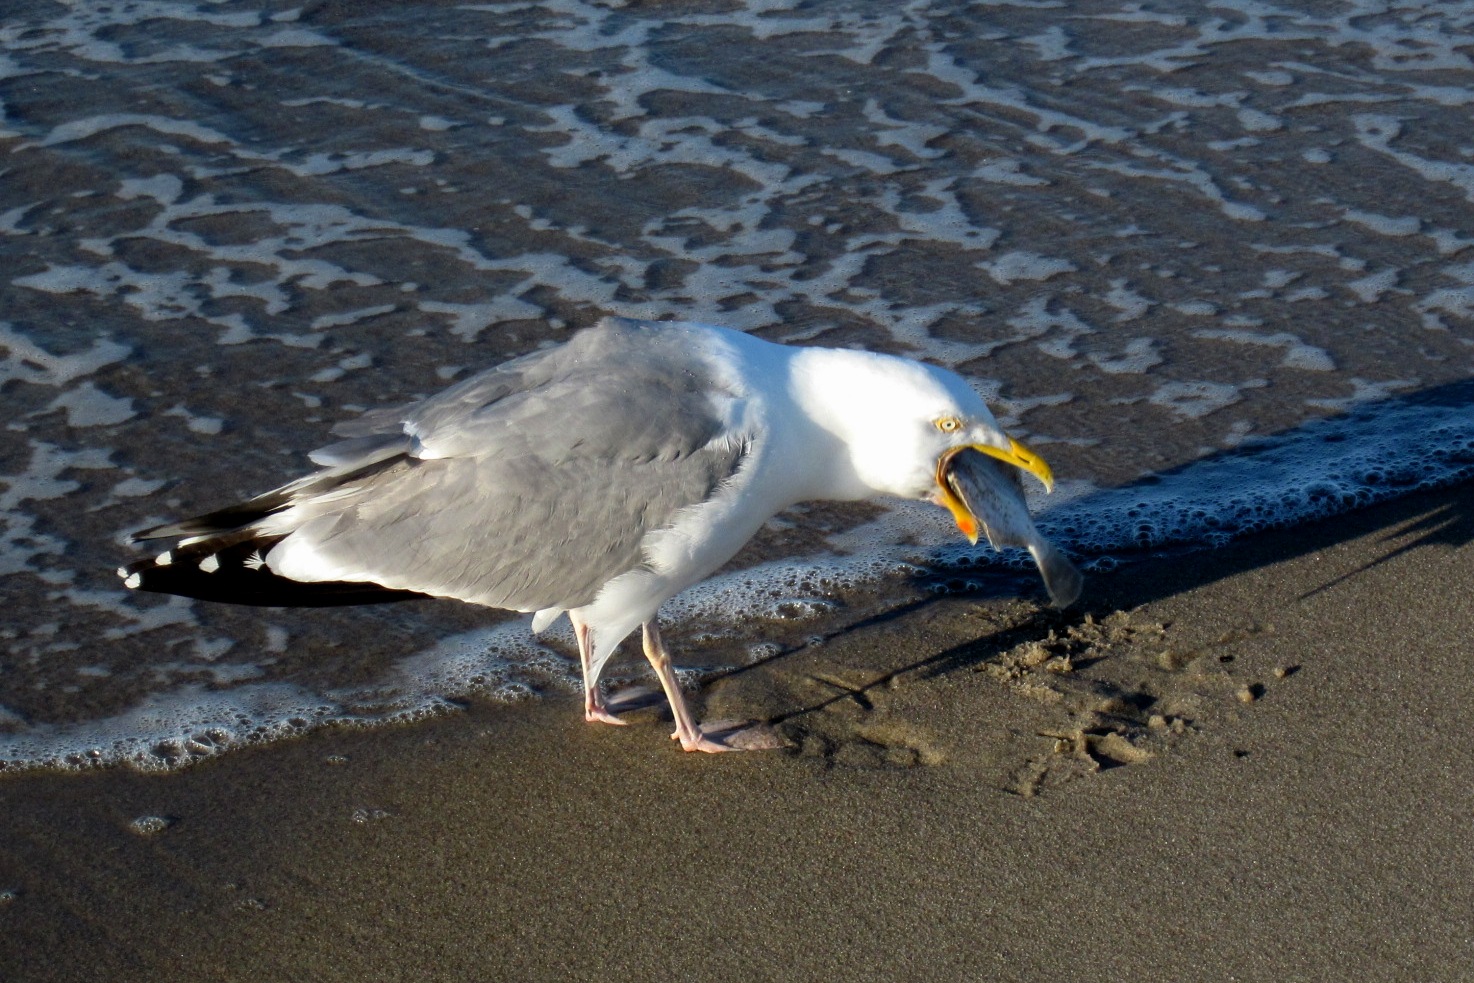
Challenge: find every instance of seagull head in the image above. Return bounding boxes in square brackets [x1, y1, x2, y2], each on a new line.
[907, 380, 1055, 546]
[796, 349, 1054, 543]
[928, 421, 1053, 545]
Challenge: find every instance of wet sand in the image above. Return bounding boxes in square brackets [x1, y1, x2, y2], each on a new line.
[2, 480, 1471, 982]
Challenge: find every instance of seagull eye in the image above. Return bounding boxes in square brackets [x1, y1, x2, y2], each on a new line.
[936, 417, 962, 433]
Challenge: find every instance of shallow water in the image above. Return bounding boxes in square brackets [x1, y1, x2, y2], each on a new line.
[1, 0, 1471, 770]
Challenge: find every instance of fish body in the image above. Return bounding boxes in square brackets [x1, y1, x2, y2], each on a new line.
[944, 448, 1083, 608]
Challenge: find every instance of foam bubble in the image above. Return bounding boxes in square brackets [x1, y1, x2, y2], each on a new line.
[1193, 329, 1336, 372]
[1149, 379, 1265, 420]
[1089, 337, 1162, 375]
[1026, 387, 1474, 557]
[45, 382, 136, 428]
[0, 683, 327, 773]
[127, 815, 173, 836]
[982, 251, 1077, 286]
[351, 807, 390, 824]
[0, 323, 131, 387]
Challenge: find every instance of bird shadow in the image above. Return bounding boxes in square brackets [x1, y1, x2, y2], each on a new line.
[1297, 494, 1474, 601]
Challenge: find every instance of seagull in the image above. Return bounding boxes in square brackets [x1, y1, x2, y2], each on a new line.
[120, 316, 1063, 752]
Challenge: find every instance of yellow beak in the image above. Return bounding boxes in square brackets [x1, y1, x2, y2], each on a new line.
[935, 437, 1055, 545]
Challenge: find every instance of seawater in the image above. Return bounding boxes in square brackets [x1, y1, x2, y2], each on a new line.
[1, 0, 1471, 770]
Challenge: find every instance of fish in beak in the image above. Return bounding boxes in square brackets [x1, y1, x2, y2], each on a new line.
[935, 443, 1082, 609]
[934, 438, 1053, 545]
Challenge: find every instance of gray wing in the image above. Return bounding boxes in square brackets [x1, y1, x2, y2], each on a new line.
[273, 318, 752, 612]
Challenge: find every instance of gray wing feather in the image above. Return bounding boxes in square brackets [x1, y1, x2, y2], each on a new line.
[307, 433, 413, 468]
[277, 318, 750, 611]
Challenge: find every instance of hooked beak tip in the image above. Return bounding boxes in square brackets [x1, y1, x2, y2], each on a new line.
[969, 437, 1054, 493]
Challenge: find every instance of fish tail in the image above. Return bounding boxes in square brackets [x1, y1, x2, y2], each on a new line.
[1030, 541, 1083, 609]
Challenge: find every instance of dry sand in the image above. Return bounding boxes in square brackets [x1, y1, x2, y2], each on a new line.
[2, 481, 1471, 982]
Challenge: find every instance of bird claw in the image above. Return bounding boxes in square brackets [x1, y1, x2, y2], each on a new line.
[584, 705, 628, 726]
[678, 731, 736, 753]
[674, 720, 787, 753]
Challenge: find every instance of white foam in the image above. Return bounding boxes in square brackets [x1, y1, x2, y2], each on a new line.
[1149, 379, 1265, 420]
[1, 442, 113, 577]
[973, 158, 1048, 187]
[164, 405, 224, 436]
[0, 682, 388, 773]
[45, 382, 136, 428]
[1088, 337, 1162, 375]
[1005, 296, 1096, 361]
[1343, 209, 1422, 237]
[309, 353, 374, 384]
[111, 477, 167, 498]
[310, 306, 398, 331]
[1355, 115, 1474, 201]
[1192, 329, 1336, 372]
[1103, 280, 1155, 321]
[1087, 158, 1266, 223]
[0, 323, 132, 387]
[258, 28, 337, 49]
[982, 251, 1077, 286]
[1027, 388, 1474, 556]
[419, 299, 543, 342]
[36, 114, 250, 151]
[1346, 269, 1400, 304]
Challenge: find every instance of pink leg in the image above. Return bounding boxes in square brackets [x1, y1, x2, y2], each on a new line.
[641, 620, 730, 753]
[570, 611, 625, 726]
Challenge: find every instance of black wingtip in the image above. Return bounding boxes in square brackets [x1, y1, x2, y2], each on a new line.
[120, 537, 430, 608]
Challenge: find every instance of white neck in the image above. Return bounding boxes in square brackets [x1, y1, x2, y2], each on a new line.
[697, 326, 955, 507]
[777, 345, 911, 502]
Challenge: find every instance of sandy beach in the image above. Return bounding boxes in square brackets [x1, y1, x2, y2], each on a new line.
[2, 479, 1469, 982]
